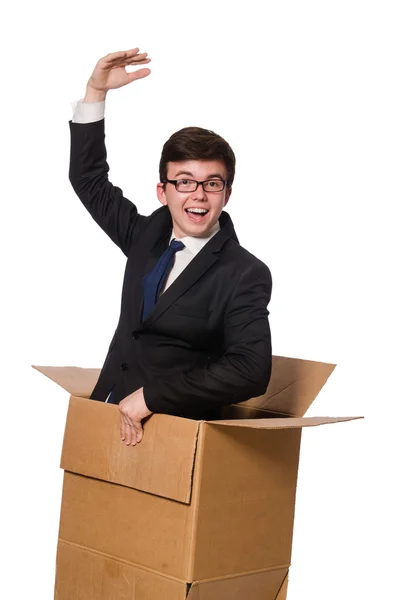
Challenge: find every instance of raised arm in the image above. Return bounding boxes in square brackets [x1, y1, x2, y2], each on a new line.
[69, 48, 152, 256]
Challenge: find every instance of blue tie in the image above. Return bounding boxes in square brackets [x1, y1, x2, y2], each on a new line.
[106, 239, 185, 405]
[141, 239, 185, 321]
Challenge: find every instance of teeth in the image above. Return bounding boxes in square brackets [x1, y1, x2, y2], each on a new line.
[186, 208, 208, 214]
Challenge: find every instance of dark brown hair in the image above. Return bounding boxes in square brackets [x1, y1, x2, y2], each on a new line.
[159, 126, 236, 187]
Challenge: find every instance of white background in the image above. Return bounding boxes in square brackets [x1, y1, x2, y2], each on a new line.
[1, 1, 396, 598]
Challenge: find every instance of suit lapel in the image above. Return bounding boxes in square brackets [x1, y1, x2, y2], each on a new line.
[136, 227, 171, 326]
[130, 207, 172, 328]
[139, 224, 232, 329]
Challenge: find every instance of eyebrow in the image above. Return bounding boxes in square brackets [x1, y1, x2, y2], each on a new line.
[173, 171, 224, 179]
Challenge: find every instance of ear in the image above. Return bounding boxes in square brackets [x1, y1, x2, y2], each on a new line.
[157, 182, 167, 206]
[224, 186, 232, 207]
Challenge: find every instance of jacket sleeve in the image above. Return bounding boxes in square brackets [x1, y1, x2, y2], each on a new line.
[143, 262, 272, 416]
[68, 118, 149, 256]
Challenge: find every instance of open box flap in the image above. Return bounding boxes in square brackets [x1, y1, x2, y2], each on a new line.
[207, 416, 362, 430]
[236, 355, 336, 417]
[32, 365, 100, 398]
[32, 357, 335, 416]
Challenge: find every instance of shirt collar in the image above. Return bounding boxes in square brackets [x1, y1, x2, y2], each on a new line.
[170, 221, 221, 256]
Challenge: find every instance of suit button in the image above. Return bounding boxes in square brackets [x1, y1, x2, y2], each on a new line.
[120, 363, 128, 371]
[132, 331, 140, 340]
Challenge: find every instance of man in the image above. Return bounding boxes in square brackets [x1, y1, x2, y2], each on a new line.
[69, 47, 272, 447]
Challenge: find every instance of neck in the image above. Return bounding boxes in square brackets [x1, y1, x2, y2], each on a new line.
[172, 220, 220, 240]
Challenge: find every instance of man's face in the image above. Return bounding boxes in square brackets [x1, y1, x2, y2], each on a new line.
[156, 159, 232, 238]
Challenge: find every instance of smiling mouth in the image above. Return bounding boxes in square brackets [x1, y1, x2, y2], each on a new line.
[185, 208, 209, 222]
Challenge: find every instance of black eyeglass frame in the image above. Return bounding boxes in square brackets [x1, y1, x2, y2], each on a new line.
[162, 178, 228, 192]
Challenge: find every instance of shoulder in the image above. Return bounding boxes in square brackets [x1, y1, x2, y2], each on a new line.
[145, 205, 173, 228]
[129, 205, 172, 245]
[222, 239, 272, 285]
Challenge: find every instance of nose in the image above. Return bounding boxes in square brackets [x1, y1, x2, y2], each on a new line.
[190, 182, 207, 201]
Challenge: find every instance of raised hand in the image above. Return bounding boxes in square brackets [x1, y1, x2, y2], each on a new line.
[85, 48, 151, 101]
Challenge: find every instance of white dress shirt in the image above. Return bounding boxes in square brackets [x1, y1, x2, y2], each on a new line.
[71, 99, 221, 293]
[163, 223, 220, 293]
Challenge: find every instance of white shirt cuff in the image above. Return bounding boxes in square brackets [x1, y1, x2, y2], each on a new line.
[71, 98, 105, 123]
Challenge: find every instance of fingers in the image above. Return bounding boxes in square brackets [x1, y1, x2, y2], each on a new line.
[126, 54, 151, 65]
[126, 68, 151, 84]
[134, 420, 144, 444]
[120, 413, 141, 446]
[120, 416, 125, 441]
[120, 413, 127, 442]
[103, 49, 150, 67]
[124, 416, 134, 446]
[118, 393, 146, 446]
[128, 421, 138, 446]
[103, 48, 140, 63]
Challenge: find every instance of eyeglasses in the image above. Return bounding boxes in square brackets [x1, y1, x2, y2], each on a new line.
[163, 178, 227, 192]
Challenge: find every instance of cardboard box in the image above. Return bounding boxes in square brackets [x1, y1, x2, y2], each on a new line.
[33, 356, 361, 600]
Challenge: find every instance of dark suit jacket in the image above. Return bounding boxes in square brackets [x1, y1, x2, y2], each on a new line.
[68, 118, 272, 419]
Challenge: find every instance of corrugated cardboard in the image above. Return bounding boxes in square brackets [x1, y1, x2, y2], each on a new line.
[275, 573, 289, 600]
[33, 356, 362, 599]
